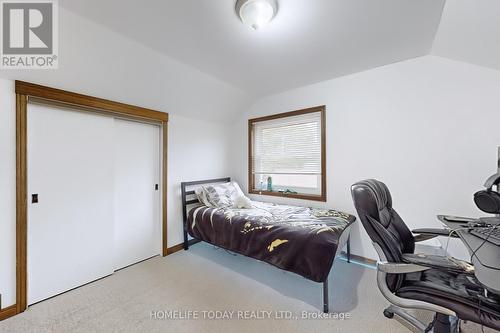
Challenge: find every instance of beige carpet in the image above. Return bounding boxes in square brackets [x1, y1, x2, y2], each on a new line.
[0, 243, 494, 333]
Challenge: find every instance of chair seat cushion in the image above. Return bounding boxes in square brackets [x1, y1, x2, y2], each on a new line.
[397, 269, 500, 330]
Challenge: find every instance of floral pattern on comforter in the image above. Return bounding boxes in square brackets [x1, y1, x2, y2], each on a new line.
[187, 201, 355, 282]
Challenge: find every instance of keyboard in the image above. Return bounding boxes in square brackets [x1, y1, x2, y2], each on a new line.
[470, 227, 500, 246]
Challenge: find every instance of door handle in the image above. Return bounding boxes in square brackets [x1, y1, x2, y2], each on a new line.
[155, 184, 159, 191]
[32, 194, 39, 203]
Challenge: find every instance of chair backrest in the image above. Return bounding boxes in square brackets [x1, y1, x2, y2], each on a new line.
[351, 179, 415, 290]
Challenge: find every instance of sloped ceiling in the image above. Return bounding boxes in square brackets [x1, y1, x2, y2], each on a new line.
[60, 0, 445, 97]
[432, 0, 500, 71]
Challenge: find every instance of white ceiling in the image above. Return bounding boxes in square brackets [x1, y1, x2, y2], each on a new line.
[60, 0, 446, 96]
[432, 0, 500, 71]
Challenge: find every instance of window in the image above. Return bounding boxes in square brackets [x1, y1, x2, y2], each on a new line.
[248, 106, 326, 201]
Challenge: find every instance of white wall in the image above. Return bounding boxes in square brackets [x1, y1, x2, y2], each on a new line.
[167, 114, 232, 247]
[0, 7, 244, 308]
[230, 55, 500, 260]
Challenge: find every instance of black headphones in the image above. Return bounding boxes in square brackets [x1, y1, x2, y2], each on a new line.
[474, 173, 500, 214]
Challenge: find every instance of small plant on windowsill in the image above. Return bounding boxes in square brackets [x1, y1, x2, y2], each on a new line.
[257, 178, 297, 196]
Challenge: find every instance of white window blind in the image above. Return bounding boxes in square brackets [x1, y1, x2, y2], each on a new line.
[251, 111, 323, 194]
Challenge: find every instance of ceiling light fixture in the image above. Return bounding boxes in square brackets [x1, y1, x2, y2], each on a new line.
[236, 0, 278, 30]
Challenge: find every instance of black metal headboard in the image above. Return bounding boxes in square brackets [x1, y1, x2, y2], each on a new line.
[181, 177, 230, 250]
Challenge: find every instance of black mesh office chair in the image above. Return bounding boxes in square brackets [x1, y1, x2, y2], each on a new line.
[351, 179, 500, 333]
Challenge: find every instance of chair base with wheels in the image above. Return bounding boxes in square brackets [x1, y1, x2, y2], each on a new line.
[383, 305, 460, 333]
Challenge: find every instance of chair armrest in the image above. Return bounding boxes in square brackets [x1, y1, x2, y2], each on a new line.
[377, 261, 430, 274]
[402, 253, 474, 274]
[412, 228, 458, 242]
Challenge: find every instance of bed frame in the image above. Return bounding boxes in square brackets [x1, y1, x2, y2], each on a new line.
[181, 177, 352, 313]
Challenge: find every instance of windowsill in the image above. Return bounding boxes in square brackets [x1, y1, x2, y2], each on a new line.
[248, 189, 326, 202]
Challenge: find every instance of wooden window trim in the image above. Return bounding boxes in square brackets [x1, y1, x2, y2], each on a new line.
[248, 105, 326, 202]
[9, 80, 169, 319]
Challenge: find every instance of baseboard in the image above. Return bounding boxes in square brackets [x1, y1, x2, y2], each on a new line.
[0, 304, 17, 321]
[166, 243, 184, 254]
[339, 251, 377, 267]
[166, 239, 200, 255]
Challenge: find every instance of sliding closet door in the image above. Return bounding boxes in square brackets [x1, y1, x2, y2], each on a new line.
[113, 119, 161, 270]
[27, 104, 115, 305]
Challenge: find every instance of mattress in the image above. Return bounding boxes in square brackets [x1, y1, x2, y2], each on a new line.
[187, 201, 355, 282]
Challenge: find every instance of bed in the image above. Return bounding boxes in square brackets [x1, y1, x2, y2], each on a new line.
[181, 178, 356, 312]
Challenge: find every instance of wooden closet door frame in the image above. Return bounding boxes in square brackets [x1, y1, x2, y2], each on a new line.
[14, 80, 169, 315]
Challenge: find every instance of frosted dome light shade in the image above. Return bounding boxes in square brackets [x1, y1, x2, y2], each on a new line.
[238, 0, 277, 30]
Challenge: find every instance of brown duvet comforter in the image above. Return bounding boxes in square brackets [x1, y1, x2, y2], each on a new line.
[187, 201, 355, 282]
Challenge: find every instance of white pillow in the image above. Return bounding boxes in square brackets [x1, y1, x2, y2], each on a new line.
[231, 182, 245, 199]
[202, 181, 247, 208]
[195, 187, 214, 207]
[233, 194, 253, 209]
